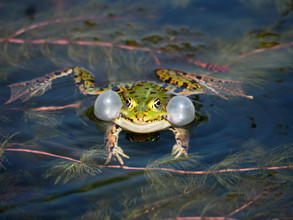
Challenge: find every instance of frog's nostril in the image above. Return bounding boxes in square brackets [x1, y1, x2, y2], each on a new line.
[136, 111, 146, 121]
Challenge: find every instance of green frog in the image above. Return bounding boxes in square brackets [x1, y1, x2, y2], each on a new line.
[6, 67, 253, 165]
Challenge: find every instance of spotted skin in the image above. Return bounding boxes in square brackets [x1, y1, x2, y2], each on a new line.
[7, 66, 253, 165]
[73, 66, 131, 95]
[117, 82, 170, 126]
[155, 69, 205, 96]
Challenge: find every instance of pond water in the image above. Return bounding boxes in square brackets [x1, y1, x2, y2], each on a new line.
[0, 0, 293, 219]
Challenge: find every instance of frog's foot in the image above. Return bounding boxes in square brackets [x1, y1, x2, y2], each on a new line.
[156, 69, 253, 100]
[172, 143, 188, 158]
[6, 68, 75, 104]
[169, 127, 190, 159]
[104, 124, 129, 165]
[105, 146, 129, 165]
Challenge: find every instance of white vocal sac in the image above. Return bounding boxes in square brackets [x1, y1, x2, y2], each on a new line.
[166, 95, 195, 126]
[94, 90, 123, 121]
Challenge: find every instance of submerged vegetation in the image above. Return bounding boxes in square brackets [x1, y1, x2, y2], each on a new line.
[0, 132, 292, 218]
[0, 0, 293, 219]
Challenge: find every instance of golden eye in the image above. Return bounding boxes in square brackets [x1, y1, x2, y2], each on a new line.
[125, 98, 133, 108]
[153, 99, 161, 110]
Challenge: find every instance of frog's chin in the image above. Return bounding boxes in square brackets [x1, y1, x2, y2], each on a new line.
[113, 117, 171, 133]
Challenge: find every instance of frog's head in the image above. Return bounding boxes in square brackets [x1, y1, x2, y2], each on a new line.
[94, 82, 195, 133]
[115, 82, 171, 133]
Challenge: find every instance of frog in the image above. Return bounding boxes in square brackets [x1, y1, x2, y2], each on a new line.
[6, 66, 253, 165]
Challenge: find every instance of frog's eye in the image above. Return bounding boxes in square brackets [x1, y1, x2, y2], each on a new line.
[94, 90, 123, 121]
[166, 96, 195, 126]
[152, 99, 161, 110]
[125, 97, 133, 109]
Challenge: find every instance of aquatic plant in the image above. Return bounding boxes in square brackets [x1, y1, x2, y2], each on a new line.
[0, 1, 293, 219]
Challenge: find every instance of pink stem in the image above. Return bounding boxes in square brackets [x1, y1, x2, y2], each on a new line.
[32, 102, 81, 111]
[1, 147, 292, 174]
[187, 58, 230, 72]
[106, 165, 293, 174]
[1, 148, 80, 163]
[228, 194, 262, 217]
[236, 41, 293, 60]
[8, 15, 125, 39]
[3, 102, 80, 112]
[1, 38, 161, 54]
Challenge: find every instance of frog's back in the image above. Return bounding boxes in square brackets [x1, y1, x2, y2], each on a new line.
[124, 81, 170, 101]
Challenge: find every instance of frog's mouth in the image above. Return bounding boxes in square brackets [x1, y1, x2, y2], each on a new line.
[113, 117, 171, 133]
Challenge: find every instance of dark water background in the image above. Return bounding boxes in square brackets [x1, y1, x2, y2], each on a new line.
[0, 0, 293, 219]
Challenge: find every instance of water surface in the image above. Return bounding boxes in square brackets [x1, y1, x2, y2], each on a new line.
[0, 0, 293, 219]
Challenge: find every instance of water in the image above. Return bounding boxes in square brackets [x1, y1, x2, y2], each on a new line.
[0, 0, 293, 219]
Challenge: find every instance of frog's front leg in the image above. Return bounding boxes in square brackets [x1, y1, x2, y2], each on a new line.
[104, 124, 129, 165]
[169, 127, 190, 158]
